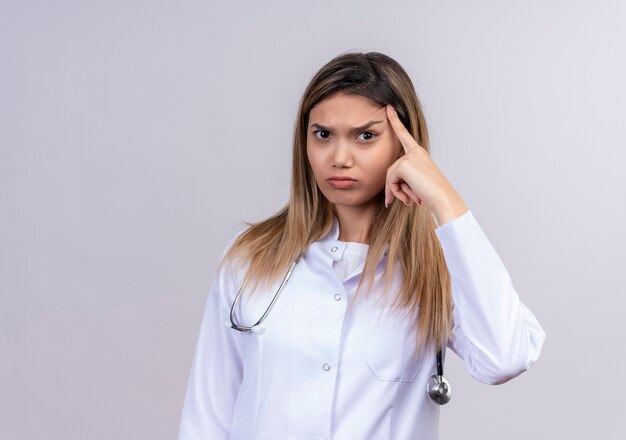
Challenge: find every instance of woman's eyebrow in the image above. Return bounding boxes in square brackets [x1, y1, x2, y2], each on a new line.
[310, 120, 384, 131]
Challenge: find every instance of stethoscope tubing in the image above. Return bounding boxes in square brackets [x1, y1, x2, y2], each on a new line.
[228, 254, 302, 333]
[224, 252, 451, 404]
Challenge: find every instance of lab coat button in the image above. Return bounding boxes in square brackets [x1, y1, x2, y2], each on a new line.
[334, 293, 342, 301]
[322, 363, 331, 371]
[331, 246, 338, 252]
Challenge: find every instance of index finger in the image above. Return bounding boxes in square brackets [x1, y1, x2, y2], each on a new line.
[386, 104, 417, 153]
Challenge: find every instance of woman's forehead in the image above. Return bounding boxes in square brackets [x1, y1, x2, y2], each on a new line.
[309, 93, 385, 127]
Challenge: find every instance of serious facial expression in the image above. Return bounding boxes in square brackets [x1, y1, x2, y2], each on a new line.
[306, 92, 403, 209]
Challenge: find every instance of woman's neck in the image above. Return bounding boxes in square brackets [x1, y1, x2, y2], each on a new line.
[333, 204, 375, 244]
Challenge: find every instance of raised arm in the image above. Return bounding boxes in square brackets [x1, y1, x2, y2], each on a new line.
[436, 210, 546, 385]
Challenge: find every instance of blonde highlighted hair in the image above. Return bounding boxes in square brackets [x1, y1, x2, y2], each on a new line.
[222, 51, 452, 355]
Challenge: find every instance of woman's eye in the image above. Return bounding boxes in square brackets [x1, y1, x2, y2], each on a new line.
[313, 130, 330, 139]
[357, 131, 376, 141]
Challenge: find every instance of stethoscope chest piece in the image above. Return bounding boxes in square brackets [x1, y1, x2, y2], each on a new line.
[426, 374, 451, 405]
[426, 348, 452, 405]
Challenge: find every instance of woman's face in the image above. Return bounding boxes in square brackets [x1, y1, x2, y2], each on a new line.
[306, 92, 403, 209]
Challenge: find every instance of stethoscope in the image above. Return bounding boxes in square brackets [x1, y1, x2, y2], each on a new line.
[223, 253, 452, 405]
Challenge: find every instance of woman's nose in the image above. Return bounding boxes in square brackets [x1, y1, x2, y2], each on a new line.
[331, 140, 353, 168]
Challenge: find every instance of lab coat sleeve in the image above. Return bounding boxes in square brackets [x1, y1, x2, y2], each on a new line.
[435, 210, 546, 385]
[178, 233, 245, 439]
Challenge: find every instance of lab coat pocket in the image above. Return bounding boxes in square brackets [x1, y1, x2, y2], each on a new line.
[365, 313, 423, 382]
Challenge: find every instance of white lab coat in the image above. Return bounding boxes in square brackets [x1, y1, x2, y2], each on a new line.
[178, 210, 546, 440]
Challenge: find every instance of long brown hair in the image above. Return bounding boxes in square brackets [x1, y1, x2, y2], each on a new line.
[222, 51, 452, 354]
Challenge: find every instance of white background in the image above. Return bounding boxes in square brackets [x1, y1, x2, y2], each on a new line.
[1, 0, 624, 438]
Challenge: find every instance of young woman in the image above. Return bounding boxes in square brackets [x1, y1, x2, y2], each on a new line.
[178, 51, 546, 440]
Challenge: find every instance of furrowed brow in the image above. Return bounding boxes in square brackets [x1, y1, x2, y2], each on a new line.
[309, 120, 384, 132]
[354, 120, 384, 131]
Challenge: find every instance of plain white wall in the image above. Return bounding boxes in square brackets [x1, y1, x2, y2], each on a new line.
[1, 0, 624, 438]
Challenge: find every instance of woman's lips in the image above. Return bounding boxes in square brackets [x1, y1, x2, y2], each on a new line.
[327, 178, 356, 189]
